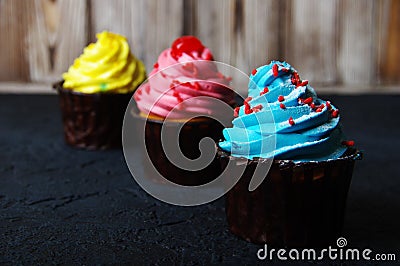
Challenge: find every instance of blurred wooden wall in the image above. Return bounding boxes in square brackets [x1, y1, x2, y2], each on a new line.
[0, 0, 399, 93]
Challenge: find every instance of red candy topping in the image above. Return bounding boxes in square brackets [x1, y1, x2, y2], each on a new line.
[332, 109, 339, 118]
[278, 95, 285, 102]
[153, 62, 159, 68]
[251, 68, 257, 75]
[280, 103, 286, 109]
[170, 36, 208, 60]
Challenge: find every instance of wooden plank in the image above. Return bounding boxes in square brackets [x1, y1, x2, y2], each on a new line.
[191, 0, 233, 64]
[337, 0, 375, 85]
[25, 0, 88, 83]
[232, 0, 281, 94]
[190, 0, 251, 95]
[0, 0, 30, 81]
[90, 0, 145, 64]
[90, 0, 183, 71]
[284, 0, 338, 86]
[141, 0, 184, 70]
[235, 0, 281, 74]
[377, 0, 400, 84]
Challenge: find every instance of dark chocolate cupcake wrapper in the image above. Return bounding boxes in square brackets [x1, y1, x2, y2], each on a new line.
[132, 103, 226, 186]
[218, 147, 362, 247]
[54, 81, 133, 150]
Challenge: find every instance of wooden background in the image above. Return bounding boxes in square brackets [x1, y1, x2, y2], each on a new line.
[0, 0, 399, 94]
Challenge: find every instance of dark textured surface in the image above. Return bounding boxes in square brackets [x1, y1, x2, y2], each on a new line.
[0, 94, 399, 265]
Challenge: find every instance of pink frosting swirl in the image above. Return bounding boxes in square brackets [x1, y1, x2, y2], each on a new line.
[134, 36, 235, 119]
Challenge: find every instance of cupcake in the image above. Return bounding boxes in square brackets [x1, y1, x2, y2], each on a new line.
[218, 61, 362, 247]
[54, 31, 146, 150]
[133, 36, 236, 186]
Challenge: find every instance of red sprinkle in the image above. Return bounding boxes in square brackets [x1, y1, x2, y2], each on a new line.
[332, 109, 339, 118]
[173, 90, 183, 103]
[288, 117, 295, 126]
[303, 97, 313, 104]
[153, 62, 159, 68]
[299, 80, 309, 87]
[326, 101, 332, 110]
[281, 67, 289, 72]
[251, 68, 257, 75]
[316, 108, 322, 113]
[182, 62, 194, 71]
[145, 85, 150, 94]
[278, 95, 285, 102]
[252, 104, 263, 112]
[245, 106, 253, 114]
[280, 103, 286, 109]
[169, 82, 176, 89]
[272, 64, 279, 77]
[234, 107, 240, 117]
[260, 87, 269, 96]
[319, 104, 325, 109]
[244, 97, 253, 103]
[291, 72, 300, 85]
[193, 82, 200, 90]
[341, 140, 355, 147]
[310, 103, 316, 109]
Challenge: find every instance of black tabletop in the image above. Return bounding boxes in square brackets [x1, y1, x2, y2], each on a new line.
[1, 94, 399, 265]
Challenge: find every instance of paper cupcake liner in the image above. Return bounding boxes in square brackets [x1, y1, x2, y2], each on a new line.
[218, 147, 362, 247]
[132, 105, 225, 186]
[54, 81, 132, 150]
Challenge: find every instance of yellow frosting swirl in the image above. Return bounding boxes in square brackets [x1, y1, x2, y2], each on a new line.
[62, 31, 146, 94]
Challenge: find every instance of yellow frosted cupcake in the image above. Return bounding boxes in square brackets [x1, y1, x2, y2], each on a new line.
[54, 31, 146, 150]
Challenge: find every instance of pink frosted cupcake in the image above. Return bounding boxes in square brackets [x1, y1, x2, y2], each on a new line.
[133, 36, 236, 185]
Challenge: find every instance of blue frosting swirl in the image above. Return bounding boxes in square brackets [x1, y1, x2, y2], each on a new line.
[219, 61, 347, 162]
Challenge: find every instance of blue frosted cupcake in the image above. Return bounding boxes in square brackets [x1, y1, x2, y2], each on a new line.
[218, 61, 362, 247]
